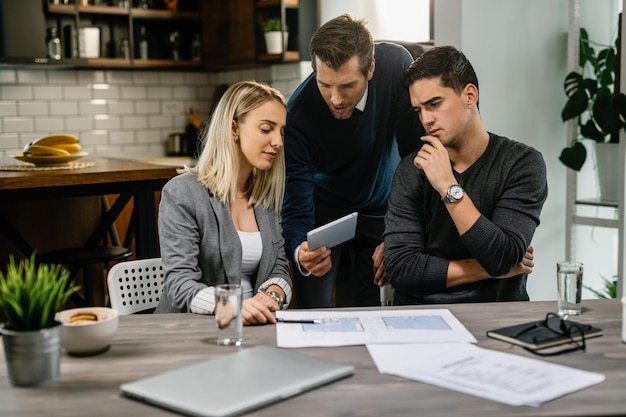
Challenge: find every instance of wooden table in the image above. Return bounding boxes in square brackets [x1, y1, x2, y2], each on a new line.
[0, 158, 179, 258]
[1, 299, 624, 417]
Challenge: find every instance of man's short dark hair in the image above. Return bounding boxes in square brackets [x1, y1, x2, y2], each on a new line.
[309, 13, 374, 76]
[402, 45, 479, 96]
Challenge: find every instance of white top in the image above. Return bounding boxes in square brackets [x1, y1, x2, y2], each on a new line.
[238, 231, 262, 299]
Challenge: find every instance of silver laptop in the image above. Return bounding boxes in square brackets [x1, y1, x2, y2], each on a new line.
[120, 345, 354, 417]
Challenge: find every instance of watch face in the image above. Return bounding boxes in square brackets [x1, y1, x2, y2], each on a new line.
[450, 185, 464, 199]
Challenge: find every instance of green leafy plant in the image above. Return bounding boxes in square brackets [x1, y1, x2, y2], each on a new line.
[583, 276, 617, 299]
[560, 27, 626, 171]
[262, 17, 288, 33]
[0, 254, 76, 331]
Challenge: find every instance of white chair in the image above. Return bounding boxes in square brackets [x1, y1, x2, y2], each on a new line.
[380, 281, 395, 306]
[107, 257, 164, 315]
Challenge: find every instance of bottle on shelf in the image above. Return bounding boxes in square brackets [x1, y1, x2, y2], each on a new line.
[120, 38, 130, 59]
[169, 31, 180, 61]
[138, 26, 148, 59]
[46, 27, 62, 60]
[191, 33, 201, 61]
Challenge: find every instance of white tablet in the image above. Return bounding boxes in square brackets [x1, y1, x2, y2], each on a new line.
[307, 212, 358, 250]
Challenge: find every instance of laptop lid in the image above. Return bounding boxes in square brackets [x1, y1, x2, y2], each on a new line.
[120, 345, 354, 417]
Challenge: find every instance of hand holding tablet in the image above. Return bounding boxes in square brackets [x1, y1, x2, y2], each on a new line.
[306, 212, 358, 250]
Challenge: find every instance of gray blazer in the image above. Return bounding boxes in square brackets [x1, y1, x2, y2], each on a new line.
[155, 172, 292, 313]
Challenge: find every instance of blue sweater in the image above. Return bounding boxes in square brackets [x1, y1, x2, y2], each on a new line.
[282, 42, 425, 256]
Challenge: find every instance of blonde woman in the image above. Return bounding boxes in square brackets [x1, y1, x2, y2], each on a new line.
[155, 81, 292, 325]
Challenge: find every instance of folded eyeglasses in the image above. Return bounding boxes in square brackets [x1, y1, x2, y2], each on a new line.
[511, 312, 592, 356]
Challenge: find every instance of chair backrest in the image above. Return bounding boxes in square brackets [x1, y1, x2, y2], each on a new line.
[107, 257, 164, 315]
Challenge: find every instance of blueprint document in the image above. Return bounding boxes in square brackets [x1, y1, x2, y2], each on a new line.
[367, 343, 605, 407]
[275, 309, 477, 348]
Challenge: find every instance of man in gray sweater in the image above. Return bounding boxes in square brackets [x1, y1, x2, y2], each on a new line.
[383, 46, 548, 305]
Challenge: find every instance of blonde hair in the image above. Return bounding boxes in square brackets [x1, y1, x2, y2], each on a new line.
[183, 81, 287, 213]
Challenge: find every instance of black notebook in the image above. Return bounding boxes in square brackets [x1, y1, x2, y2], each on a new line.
[486, 316, 602, 350]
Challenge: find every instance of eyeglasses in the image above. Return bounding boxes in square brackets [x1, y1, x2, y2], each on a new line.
[511, 312, 591, 356]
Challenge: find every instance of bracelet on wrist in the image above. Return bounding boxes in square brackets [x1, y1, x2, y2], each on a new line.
[264, 289, 285, 309]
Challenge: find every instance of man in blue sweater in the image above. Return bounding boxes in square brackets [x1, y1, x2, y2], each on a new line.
[384, 46, 548, 305]
[282, 14, 425, 308]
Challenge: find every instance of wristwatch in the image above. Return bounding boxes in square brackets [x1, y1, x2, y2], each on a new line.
[264, 290, 285, 310]
[442, 184, 464, 204]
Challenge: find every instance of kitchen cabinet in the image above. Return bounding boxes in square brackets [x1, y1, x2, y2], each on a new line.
[255, 0, 317, 63]
[202, 0, 257, 69]
[0, 0, 202, 69]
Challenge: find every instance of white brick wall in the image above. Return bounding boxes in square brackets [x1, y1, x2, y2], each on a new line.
[0, 61, 309, 159]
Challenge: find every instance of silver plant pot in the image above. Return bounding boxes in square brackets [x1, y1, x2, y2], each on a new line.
[1, 323, 62, 387]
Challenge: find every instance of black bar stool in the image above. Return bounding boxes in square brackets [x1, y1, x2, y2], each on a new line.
[39, 245, 132, 307]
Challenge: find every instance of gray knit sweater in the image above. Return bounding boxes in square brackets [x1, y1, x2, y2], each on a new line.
[384, 133, 548, 304]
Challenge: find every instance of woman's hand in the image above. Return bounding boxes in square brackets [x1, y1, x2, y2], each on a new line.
[242, 292, 280, 325]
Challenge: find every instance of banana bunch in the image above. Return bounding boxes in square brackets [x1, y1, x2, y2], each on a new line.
[23, 134, 82, 156]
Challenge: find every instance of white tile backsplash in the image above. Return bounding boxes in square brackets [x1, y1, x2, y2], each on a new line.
[106, 71, 133, 84]
[49, 100, 79, 116]
[47, 71, 78, 84]
[134, 100, 161, 114]
[158, 71, 186, 85]
[79, 100, 107, 115]
[108, 100, 134, 115]
[120, 86, 147, 100]
[65, 116, 93, 131]
[34, 117, 65, 132]
[18, 101, 48, 116]
[122, 115, 149, 129]
[3, 117, 35, 133]
[147, 86, 173, 99]
[0, 65, 305, 158]
[33, 85, 63, 100]
[0, 133, 19, 150]
[0, 70, 17, 84]
[132, 71, 159, 84]
[137, 129, 165, 144]
[94, 116, 122, 130]
[2, 86, 33, 100]
[77, 70, 106, 84]
[149, 114, 176, 129]
[92, 85, 121, 99]
[0, 101, 17, 116]
[109, 130, 134, 144]
[64, 85, 91, 99]
[16, 70, 47, 84]
[162, 100, 185, 115]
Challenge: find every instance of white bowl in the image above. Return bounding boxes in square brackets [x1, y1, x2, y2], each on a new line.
[55, 307, 119, 356]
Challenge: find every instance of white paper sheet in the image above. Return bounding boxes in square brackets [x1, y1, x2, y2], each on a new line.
[275, 309, 477, 348]
[366, 343, 606, 407]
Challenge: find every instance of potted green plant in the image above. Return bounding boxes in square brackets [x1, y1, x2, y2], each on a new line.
[584, 276, 617, 299]
[560, 28, 626, 199]
[0, 254, 75, 386]
[262, 17, 288, 55]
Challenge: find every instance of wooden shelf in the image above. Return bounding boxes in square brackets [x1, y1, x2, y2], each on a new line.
[130, 8, 200, 20]
[77, 5, 129, 15]
[129, 59, 202, 68]
[85, 58, 132, 67]
[47, 3, 76, 14]
[257, 0, 299, 8]
[257, 50, 300, 62]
